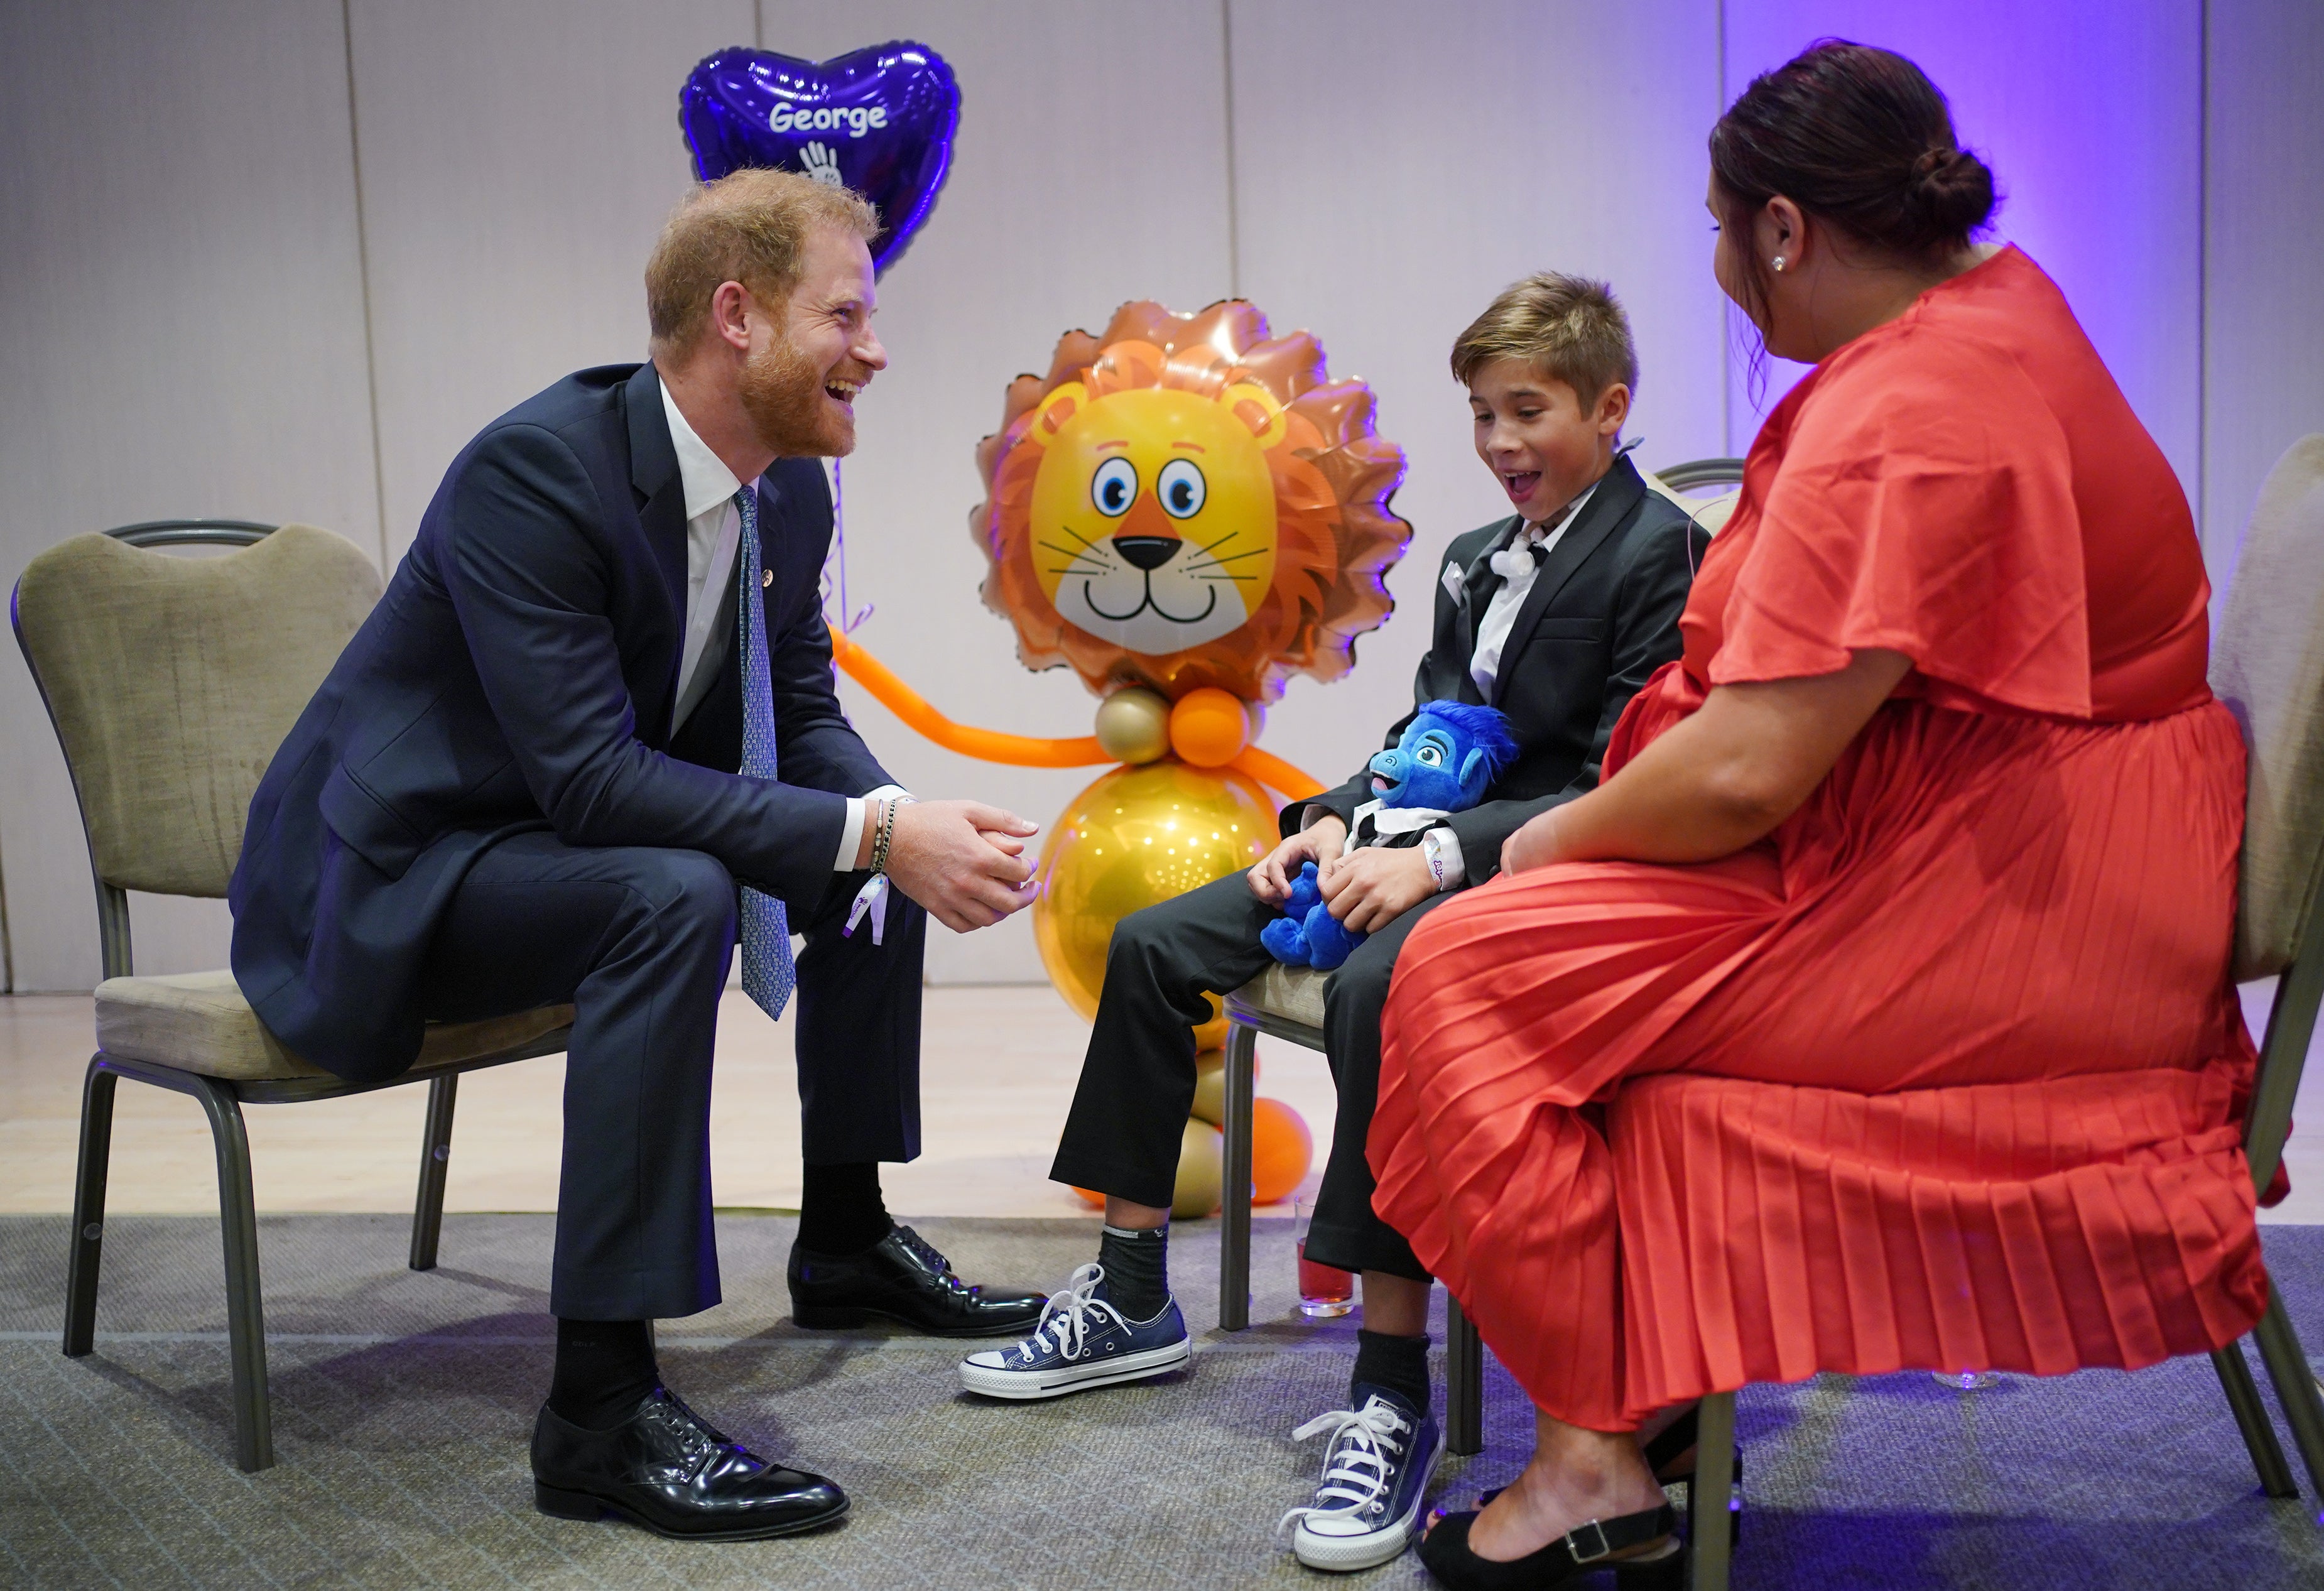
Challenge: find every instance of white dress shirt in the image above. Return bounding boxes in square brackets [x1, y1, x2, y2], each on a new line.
[1469, 475, 1601, 699]
[658, 377, 902, 871]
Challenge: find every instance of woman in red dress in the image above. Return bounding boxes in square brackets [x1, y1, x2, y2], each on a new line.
[1382, 43, 2269, 1587]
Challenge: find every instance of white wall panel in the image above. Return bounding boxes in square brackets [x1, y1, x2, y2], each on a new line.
[1719, 2, 2205, 511]
[2203, 2, 2324, 585]
[0, 0, 377, 989]
[347, 0, 754, 565]
[755, 2, 1236, 981]
[1225, 0, 1727, 794]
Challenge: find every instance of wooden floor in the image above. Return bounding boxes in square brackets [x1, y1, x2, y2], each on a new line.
[0, 984, 1342, 1219]
[2, 981, 2316, 1222]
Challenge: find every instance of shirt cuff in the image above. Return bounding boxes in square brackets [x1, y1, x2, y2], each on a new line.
[1425, 826, 1467, 892]
[835, 784, 915, 870]
[1299, 803, 1343, 832]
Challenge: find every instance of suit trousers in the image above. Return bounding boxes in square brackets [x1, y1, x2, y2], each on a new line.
[1048, 871, 1456, 1282]
[415, 830, 926, 1320]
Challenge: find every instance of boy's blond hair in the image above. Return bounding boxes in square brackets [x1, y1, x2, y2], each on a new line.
[1449, 273, 1638, 408]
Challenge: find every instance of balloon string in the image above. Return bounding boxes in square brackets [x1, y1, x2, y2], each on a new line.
[827, 629, 1325, 798]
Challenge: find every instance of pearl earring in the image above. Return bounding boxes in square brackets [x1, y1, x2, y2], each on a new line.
[1772, 256, 1787, 272]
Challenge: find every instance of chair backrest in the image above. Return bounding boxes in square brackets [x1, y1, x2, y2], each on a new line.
[1649, 458, 1743, 538]
[2210, 435, 2324, 982]
[12, 523, 382, 901]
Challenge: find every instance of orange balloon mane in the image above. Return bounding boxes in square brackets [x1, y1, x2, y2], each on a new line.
[972, 300, 1409, 705]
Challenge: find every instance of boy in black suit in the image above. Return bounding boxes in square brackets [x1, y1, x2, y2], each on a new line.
[960, 274, 1707, 1570]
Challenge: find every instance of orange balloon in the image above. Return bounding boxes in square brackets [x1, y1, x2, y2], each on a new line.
[1071, 1185, 1105, 1208]
[1169, 688, 1251, 768]
[1250, 1096, 1313, 1206]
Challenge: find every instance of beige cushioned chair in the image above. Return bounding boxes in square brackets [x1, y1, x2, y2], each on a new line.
[1215, 459, 1747, 1461]
[13, 521, 573, 1472]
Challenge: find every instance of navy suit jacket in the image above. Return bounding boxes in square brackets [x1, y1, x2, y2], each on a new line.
[230, 361, 891, 1082]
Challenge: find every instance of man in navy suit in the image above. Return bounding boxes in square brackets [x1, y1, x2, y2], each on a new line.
[231, 170, 1043, 1539]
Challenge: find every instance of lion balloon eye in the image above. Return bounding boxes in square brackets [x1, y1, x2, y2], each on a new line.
[1157, 458, 1207, 519]
[1091, 457, 1138, 518]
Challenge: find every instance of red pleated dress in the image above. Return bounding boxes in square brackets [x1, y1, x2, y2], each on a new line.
[1368, 246, 2269, 1432]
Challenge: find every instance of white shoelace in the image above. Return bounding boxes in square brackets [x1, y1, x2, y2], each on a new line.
[1276, 1396, 1412, 1537]
[1012, 1262, 1127, 1366]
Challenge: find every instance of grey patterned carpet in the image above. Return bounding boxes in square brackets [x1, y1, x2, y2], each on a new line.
[2, 1212, 2321, 1590]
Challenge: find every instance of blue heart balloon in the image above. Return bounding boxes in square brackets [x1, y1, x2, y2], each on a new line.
[679, 41, 960, 278]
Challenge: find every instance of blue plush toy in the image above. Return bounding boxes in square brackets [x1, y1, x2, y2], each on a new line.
[1260, 700, 1518, 970]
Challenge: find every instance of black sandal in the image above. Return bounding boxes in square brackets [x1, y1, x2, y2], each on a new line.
[1417, 1503, 1681, 1590]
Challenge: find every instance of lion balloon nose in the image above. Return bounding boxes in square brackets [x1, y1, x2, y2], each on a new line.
[1111, 535, 1181, 572]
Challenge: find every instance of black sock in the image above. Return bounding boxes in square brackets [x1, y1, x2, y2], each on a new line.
[797, 1161, 895, 1255]
[549, 1318, 659, 1431]
[1352, 1328, 1431, 1418]
[1099, 1224, 1170, 1322]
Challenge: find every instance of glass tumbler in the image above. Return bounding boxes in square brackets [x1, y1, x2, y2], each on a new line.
[1295, 1196, 1355, 1318]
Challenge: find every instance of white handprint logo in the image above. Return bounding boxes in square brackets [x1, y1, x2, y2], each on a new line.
[800, 141, 844, 188]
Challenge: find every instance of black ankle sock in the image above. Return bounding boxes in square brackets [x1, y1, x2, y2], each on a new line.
[549, 1318, 659, 1431]
[1352, 1328, 1431, 1418]
[797, 1161, 895, 1255]
[1099, 1224, 1170, 1322]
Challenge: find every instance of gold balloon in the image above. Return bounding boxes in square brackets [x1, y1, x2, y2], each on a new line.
[1033, 760, 1278, 1050]
[1174, 1117, 1224, 1218]
[1190, 1048, 1226, 1126]
[1094, 687, 1171, 764]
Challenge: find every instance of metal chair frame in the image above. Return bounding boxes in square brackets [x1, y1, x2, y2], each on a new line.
[1653, 458, 1747, 492]
[16, 521, 572, 1472]
[1220, 988, 1485, 1457]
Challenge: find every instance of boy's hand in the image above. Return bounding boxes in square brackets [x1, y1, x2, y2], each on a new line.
[1247, 816, 1347, 904]
[1317, 846, 1435, 933]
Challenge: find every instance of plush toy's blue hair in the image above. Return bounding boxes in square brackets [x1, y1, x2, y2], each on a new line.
[1413, 699, 1519, 781]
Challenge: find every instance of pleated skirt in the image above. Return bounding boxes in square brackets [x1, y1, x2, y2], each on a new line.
[1369, 692, 2269, 1428]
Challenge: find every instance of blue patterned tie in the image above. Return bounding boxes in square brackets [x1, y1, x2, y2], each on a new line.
[734, 487, 795, 1021]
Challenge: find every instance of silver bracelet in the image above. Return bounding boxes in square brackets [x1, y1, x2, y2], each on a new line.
[868, 798, 898, 875]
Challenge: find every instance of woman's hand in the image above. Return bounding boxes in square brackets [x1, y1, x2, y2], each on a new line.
[1529, 648, 1913, 869]
[1248, 815, 1347, 904]
[1501, 807, 1569, 876]
[1318, 845, 1436, 933]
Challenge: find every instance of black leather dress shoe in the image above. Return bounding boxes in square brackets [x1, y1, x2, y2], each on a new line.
[531, 1386, 847, 1541]
[790, 1224, 1047, 1337]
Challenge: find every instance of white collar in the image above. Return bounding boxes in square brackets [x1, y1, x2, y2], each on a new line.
[656, 369, 745, 522]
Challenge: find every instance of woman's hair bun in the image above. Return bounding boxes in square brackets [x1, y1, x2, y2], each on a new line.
[1909, 146, 1996, 237]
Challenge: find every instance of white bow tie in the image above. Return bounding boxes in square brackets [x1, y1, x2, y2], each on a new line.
[1488, 537, 1547, 580]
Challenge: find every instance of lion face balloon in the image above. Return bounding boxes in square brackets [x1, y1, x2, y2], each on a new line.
[975, 301, 1409, 704]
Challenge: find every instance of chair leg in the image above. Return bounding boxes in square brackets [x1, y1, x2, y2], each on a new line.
[409, 1074, 457, 1271]
[2253, 1286, 2324, 1500]
[1446, 1293, 1484, 1455]
[1689, 1391, 1737, 1591]
[62, 1058, 117, 1358]
[2213, 1341, 2298, 1497]
[1219, 1019, 1257, 1331]
[189, 1075, 273, 1472]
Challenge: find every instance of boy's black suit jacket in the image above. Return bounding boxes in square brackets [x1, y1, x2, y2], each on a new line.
[1294, 453, 1706, 885]
[229, 361, 891, 1083]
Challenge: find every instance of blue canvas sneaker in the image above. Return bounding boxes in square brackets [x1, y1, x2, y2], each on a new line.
[957, 1263, 1191, 1401]
[1276, 1385, 1443, 1572]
